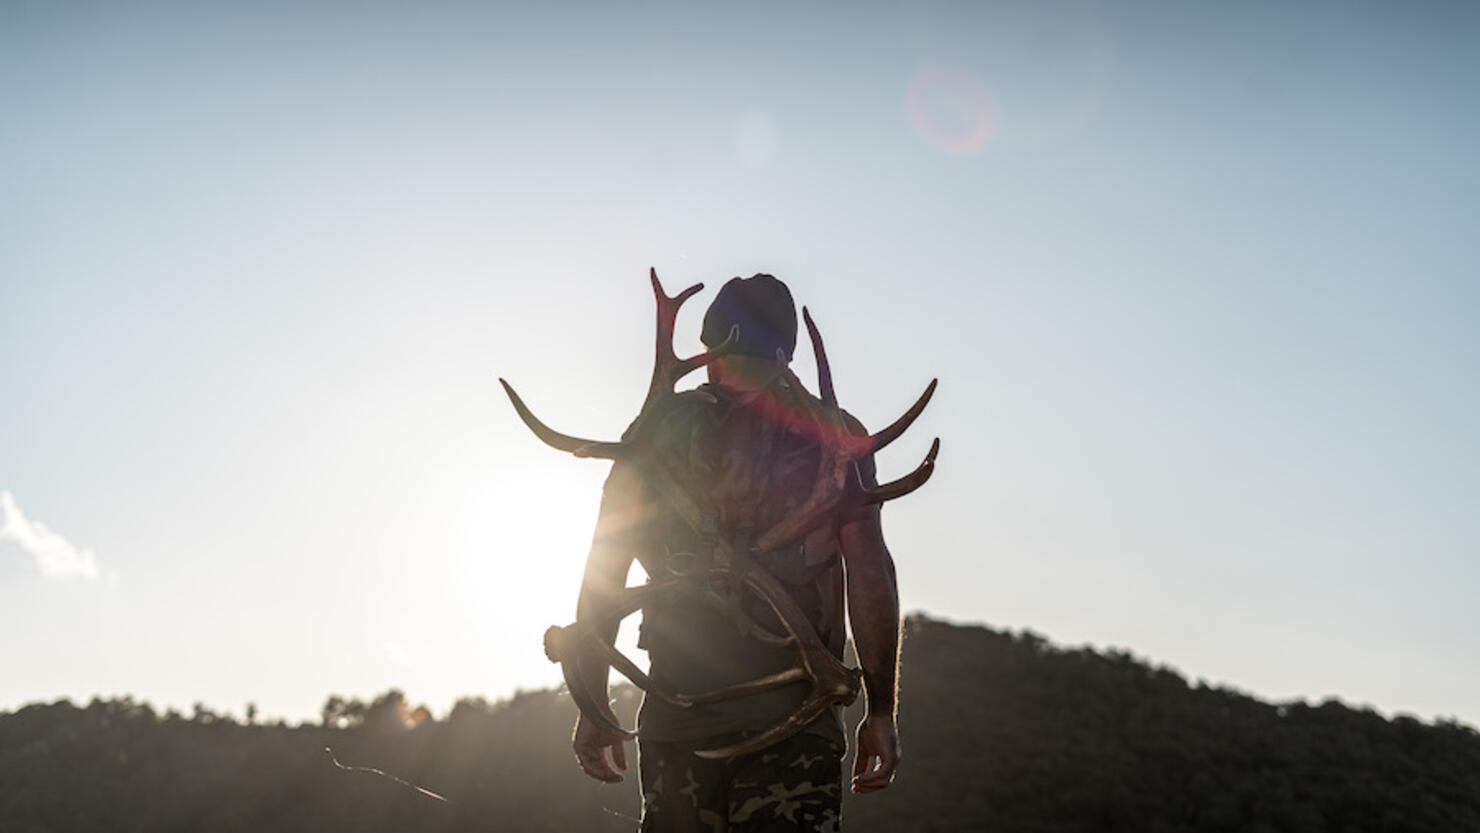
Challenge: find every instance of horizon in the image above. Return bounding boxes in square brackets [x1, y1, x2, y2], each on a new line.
[5, 611, 1475, 731]
[4, 1, 1477, 729]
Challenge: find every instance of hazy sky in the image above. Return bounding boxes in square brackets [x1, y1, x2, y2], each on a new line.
[3, 1, 1477, 727]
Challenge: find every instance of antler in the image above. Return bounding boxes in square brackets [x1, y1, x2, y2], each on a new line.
[500, 268, 734, 461]
[543, 566, 861, 759]
[505, 273, 939, 759]
[644, 269, 738, 409]
[751, 308, 939, 555]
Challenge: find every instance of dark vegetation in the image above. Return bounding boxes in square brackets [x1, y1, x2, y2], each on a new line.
[2, 616, 1477, 832]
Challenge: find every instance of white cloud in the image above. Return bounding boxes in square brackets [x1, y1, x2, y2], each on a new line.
[0, 490, 101, 580]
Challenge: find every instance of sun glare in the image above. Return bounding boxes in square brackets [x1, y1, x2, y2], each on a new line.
[444, 464, 611, 691]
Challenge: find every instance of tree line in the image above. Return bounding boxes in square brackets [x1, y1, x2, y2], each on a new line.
[1, 616, 1476, 832]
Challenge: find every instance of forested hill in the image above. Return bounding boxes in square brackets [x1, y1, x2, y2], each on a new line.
[2, 616, 1477, 832]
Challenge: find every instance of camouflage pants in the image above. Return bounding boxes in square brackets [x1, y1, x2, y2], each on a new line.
[638, 732, 844, 833]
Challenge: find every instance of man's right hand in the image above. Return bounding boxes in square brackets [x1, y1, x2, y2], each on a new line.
[852, 714, 901, 794]
[573, 715, 629, 783]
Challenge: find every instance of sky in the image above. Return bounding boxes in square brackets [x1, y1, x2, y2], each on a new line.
[2, 1, 1477, 728]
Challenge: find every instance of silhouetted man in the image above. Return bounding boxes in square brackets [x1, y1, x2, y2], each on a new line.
[571, 275, 903, 832]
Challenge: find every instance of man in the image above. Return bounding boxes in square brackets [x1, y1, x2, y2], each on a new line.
[571, 275, 904, 832]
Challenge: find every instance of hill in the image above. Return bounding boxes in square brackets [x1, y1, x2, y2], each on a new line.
[1, 615, 1476, 832]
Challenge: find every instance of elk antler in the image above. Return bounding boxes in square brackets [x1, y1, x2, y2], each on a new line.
[750, 308, 939, 556]
[504, 272, 938, 759]
[499, 268, 734, 461]
[542, 565, 861, 759]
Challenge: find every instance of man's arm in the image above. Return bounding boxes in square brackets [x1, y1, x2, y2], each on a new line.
[571, 462, 644, 783]
[838, 503, 903, 794]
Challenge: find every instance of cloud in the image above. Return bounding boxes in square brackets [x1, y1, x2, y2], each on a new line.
[0, 490, 101, 580]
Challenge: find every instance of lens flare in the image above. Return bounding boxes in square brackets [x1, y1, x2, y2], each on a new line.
[907, 64, 995, 155]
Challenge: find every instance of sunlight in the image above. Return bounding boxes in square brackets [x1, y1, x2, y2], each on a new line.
[446, 462, 607, 692]
[444, 458, 656, 703]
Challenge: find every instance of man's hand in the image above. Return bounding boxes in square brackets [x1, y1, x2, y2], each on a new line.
[851, 715, 901, 793]
[573, 715, 629, 784]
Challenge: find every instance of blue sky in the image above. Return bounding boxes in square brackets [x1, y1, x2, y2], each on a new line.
[3, 0, 1477, 725]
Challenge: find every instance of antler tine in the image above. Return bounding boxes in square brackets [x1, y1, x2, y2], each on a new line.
[670, 667, 810, 706]
[635, 268, 737, 419]
[674, 324, 738, 379]
[871, 379, 937, 453]
[504, 270, 721, 461]
[544, 625, 636, 739]
[545, 561, 861, 759]
[646, 268, 709, 396]
[650, 266, 704, 310]
[740, 309, 851, 555]
[802, 307, 836, 408]
[695, 567, 859, 759]
[570, 442, 624, 460]
[748, 364, 857, 556]
[545, 582, 688, 736]
[859, 437, 940, 504]
[499, 378, 603, 454]
[695, 695, 841, 760]
[589, 629, 693, 709]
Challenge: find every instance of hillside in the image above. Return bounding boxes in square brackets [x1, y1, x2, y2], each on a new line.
[1, 616, 1476, 832]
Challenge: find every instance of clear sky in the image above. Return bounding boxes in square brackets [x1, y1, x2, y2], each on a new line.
[3, 1, 1477, 727]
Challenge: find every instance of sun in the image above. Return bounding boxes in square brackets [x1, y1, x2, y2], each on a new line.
[445, 464, 646, 693]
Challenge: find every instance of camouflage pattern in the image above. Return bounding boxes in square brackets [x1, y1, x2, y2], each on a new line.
[639, 732, 844, 833]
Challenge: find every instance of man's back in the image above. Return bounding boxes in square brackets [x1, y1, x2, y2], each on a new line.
[631, 377, 872, 748]
[504, 270, 922, 830]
